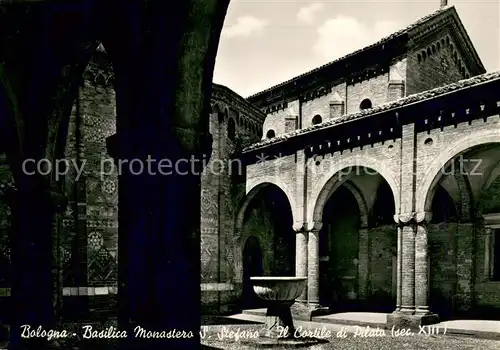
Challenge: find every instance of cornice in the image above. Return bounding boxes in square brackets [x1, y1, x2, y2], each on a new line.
[407, 8, 485, 76]
[243, 70, 500, 153]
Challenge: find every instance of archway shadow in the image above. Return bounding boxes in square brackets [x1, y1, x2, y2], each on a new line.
[240, 236, 264, 310]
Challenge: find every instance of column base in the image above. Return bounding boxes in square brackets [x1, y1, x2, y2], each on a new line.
[387, 311, 440, 329]
[290, 301, 330, 321]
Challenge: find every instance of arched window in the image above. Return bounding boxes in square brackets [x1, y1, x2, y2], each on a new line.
[266, 129, 275, 139]
[359, 99, 372, 110]
[227, 117, 236, 140]
[312, 115, 322, 125]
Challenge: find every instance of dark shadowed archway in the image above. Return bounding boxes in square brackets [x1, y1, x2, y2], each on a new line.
[368, 180, 397, 312]
[320, 185, 361, 310]
[237, 183, 295, 308]
[241, 236, 264, 308]
[428, 185, 459, 319]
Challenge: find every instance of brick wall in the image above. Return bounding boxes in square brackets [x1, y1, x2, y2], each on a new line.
[260, 57, 414, 139]
[262, 100, 300, 139]
[61, 68, 118, 317]
[406, 34, 470, 95]
[200, 99, 263, 314]
[301, 83, 346, 128]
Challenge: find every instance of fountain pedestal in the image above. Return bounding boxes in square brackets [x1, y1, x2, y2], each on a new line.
[244, 277, 328, 347]
[262, 301, 295, 338]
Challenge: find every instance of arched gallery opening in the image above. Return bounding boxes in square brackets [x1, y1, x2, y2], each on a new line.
[425, 143, 500, 320]
[318, 167, 397, 313]
[239, 184, 295, 309]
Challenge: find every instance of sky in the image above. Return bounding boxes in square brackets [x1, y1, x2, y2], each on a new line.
[213, 0, 500, 97]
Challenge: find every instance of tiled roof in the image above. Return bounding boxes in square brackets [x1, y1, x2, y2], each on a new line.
[243, 70, 500, 152]
[246, 6, 454, 100]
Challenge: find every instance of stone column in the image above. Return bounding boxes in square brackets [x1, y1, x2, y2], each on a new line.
[389, 212, 438, 328]
[307, 223, 322, 307]
[398, 213, 416, 313]
[7, 186, 67, 349]
[414, 212, 431, 314]
[484, 228, 492, 280]
[295, 227, 308, 303]
[107, 127, 212, 348]
[395, 223, 403, 311]
[357, 227, 370, 301]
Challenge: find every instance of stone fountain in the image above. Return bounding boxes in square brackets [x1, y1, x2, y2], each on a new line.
[243, 276, 327, 347]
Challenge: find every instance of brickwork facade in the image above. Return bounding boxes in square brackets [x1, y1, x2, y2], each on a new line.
[241, 71, 500, 323]
[248, 6, 483, 143]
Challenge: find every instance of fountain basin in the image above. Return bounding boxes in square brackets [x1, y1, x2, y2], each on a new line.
[243, 276, 326, 347]
[251, 276, 307, 302]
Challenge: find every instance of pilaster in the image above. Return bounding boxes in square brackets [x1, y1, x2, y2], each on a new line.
[284, 116, 297, 133]
[329, 100, 344, 119]
[388, 80, 405, 101]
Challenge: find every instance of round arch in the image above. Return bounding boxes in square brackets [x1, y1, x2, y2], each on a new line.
[236, 180, 297, 234]
[416, 128, 500, 213]
[233, 181, 295, 283]
[308, 155, 400, 224]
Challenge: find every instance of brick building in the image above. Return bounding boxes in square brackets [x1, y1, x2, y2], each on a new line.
[238, 4, 500, 326]
[0, 3, 498, 326]
[0, 44, 265, 318]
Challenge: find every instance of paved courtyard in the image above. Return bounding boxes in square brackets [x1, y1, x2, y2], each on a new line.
[201, 316, 500, 349]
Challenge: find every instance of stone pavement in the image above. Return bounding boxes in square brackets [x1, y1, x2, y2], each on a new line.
[239, 309, 500, 340]
[199, 313, 500, 349]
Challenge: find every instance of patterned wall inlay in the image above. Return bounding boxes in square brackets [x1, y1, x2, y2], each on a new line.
[88, 231, 117, 285]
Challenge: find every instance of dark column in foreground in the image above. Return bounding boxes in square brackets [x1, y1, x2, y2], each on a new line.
[7, 185, 66, 349]
[98, 1, 228, 347]
[107, 130, 211, 349]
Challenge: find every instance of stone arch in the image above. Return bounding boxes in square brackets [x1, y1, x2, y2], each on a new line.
[266, 129, 275, 138]
[237, 180, 297, 234]
[417, 127, 500, 213]
[309, 155, 400, 224]
[343, 181, 369, 227]
[233, 181, 296, 284]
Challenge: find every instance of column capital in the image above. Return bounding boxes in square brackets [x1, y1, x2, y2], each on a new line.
[305, 221, 322, 232]
[414, 211, 432, 224]
[394, 212, 432, 225]
[293, 222, 305, 232]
